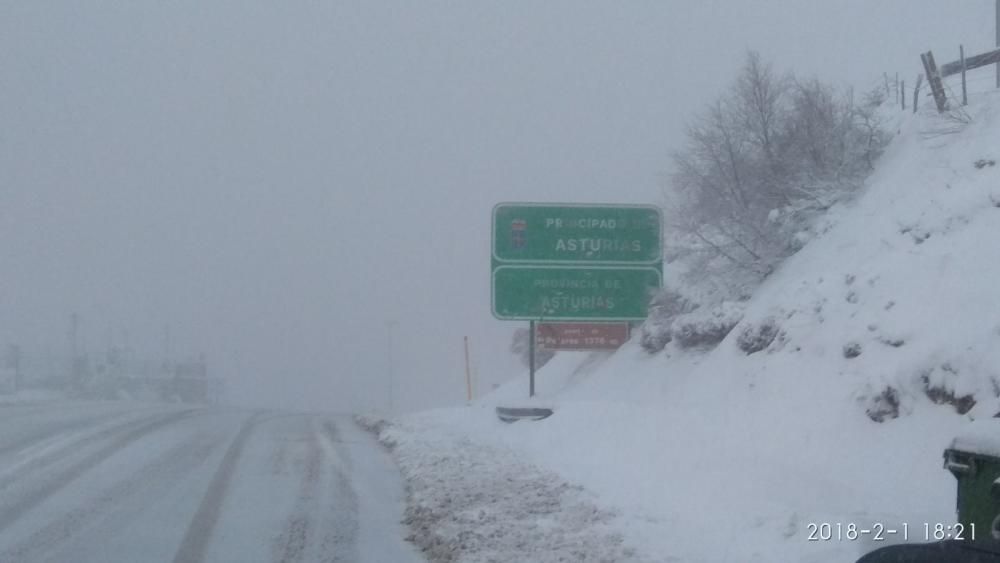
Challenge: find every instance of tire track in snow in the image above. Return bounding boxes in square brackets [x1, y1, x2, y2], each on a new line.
[0, 402, 54, 412]
[271, 427, 291, 477]
[272, 416, 324, 563]
[0, 403, 48, 419]
[171, 411, 266, 563]
[320, 421, 352, 469]
[316, 419, 359, 563]
[0, 408, 195, 488]
[0, 409, 141, 458]
[271, 417, 360, 563]
[0, 408, 201, 534]
[0, 428, 226, 563]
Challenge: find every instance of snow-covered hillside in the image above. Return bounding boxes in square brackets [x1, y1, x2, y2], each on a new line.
[380, 92, 1000, 562]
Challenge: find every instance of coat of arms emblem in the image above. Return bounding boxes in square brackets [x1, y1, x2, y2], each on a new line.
[510, 219, 527, 249]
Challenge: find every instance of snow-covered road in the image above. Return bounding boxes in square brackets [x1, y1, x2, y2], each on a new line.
[0, 401, 423, 563]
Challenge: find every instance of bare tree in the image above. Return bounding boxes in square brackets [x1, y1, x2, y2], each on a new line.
[736, 51, 790, 204]
[664, 51, 890, 302]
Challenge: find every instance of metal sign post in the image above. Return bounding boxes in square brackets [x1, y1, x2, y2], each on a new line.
[528, 320, 535, 397]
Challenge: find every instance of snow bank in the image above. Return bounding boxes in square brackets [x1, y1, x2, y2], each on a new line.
[358, 412, 650, 563]
[950, 418, 1000, 459]
[670, 301, 744, 349]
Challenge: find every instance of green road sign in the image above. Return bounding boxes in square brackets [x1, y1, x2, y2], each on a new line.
[493, 203, 661, 264]
[492, 266, 662, 321]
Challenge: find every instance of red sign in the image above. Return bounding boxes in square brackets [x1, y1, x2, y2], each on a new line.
[535, 322, 630, 350]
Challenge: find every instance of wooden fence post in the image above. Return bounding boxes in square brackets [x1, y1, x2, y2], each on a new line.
[960, 45, 968, 106]
[913, 74, 923, 113]
[921, 51, 948, 113]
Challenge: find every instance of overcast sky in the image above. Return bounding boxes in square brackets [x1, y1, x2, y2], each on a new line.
[0, 1, 994, 413]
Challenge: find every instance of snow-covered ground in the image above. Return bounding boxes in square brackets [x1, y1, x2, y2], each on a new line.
[359, 413, 644, 563]
[374, 91, 1000, 562]
[0, 400, 422, 563]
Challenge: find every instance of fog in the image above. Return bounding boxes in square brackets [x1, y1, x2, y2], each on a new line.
[0, 1, 993, 413]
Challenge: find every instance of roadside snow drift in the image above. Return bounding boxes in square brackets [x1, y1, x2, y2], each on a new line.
[361, 415, 642, 563]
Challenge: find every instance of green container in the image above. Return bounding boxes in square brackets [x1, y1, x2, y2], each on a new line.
[944, 447, 1000, 540]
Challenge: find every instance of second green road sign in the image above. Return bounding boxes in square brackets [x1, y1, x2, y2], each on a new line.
[492, 203, 662, 321]
[493, 266, 661, 320]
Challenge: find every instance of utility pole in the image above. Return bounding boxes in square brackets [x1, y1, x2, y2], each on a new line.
[163, 324, 172, 366]
[122, 328, 131, 375]
[69, 312, 82, 387]
[464, 336, 473, 402]
[996, 0, 999, 88]
[70, 313, 79, 360]
[386, 320, 397, 414]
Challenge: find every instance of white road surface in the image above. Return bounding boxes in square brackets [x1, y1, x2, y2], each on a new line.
[0, 401, 424, 563]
